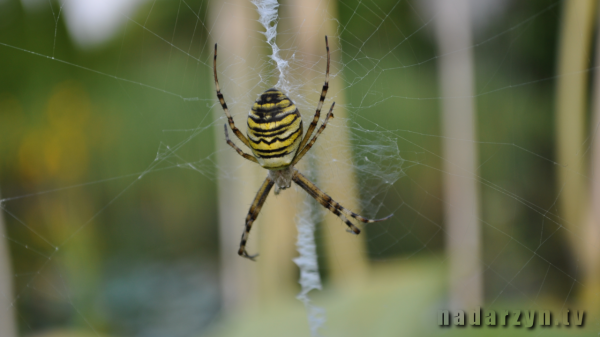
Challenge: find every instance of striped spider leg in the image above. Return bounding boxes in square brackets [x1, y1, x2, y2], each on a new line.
[214, 36, 392, 261]
[290, 35, 331, 167]
[213, 43, 253, 149]
[292, 168, 393, 235]
[238, 176, 274, 260]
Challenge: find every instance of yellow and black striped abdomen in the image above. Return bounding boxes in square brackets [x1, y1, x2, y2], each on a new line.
[247, 88, 303, 169]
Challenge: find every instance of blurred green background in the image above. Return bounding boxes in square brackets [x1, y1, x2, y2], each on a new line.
[0, 0, 597, 336]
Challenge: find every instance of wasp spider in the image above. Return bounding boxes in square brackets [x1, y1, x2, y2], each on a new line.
[214, 36, 392, 260]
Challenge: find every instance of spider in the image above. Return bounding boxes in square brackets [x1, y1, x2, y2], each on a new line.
[214, 36, 392, 260]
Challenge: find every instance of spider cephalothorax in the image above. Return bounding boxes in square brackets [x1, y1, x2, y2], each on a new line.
[214, 36, 392, 260]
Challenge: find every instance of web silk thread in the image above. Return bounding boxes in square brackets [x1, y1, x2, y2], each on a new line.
[252, 0, 291, 93]
[252, 1, 326, 335]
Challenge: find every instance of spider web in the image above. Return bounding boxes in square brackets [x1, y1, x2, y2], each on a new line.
[0, 0, 597, 336]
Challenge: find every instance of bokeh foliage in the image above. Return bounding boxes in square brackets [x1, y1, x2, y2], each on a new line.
[0, 0, 584, 335]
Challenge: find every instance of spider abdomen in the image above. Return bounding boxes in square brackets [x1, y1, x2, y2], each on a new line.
[247, 88, 303, 169]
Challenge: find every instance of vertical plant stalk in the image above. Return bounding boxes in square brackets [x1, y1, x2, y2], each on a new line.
[286, 0, 369, 288]
[209, 0, 262, 312]
[434, 0, 482, 309]
[0, 195, 17, 337]
[251, 0, 301, 303]
[555, 0, 597, 301]
[254, 1, 326, 333]
[583, 2, 600, 311]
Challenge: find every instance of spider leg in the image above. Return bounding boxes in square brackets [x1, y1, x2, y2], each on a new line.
[214, 43, 252, 149]
[294, 36, 330, 160]
[238, 175, 275, 260]
[292, 168, 392, 234]
[224, 124, 258, 164]
[291, 102, 335, 166]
